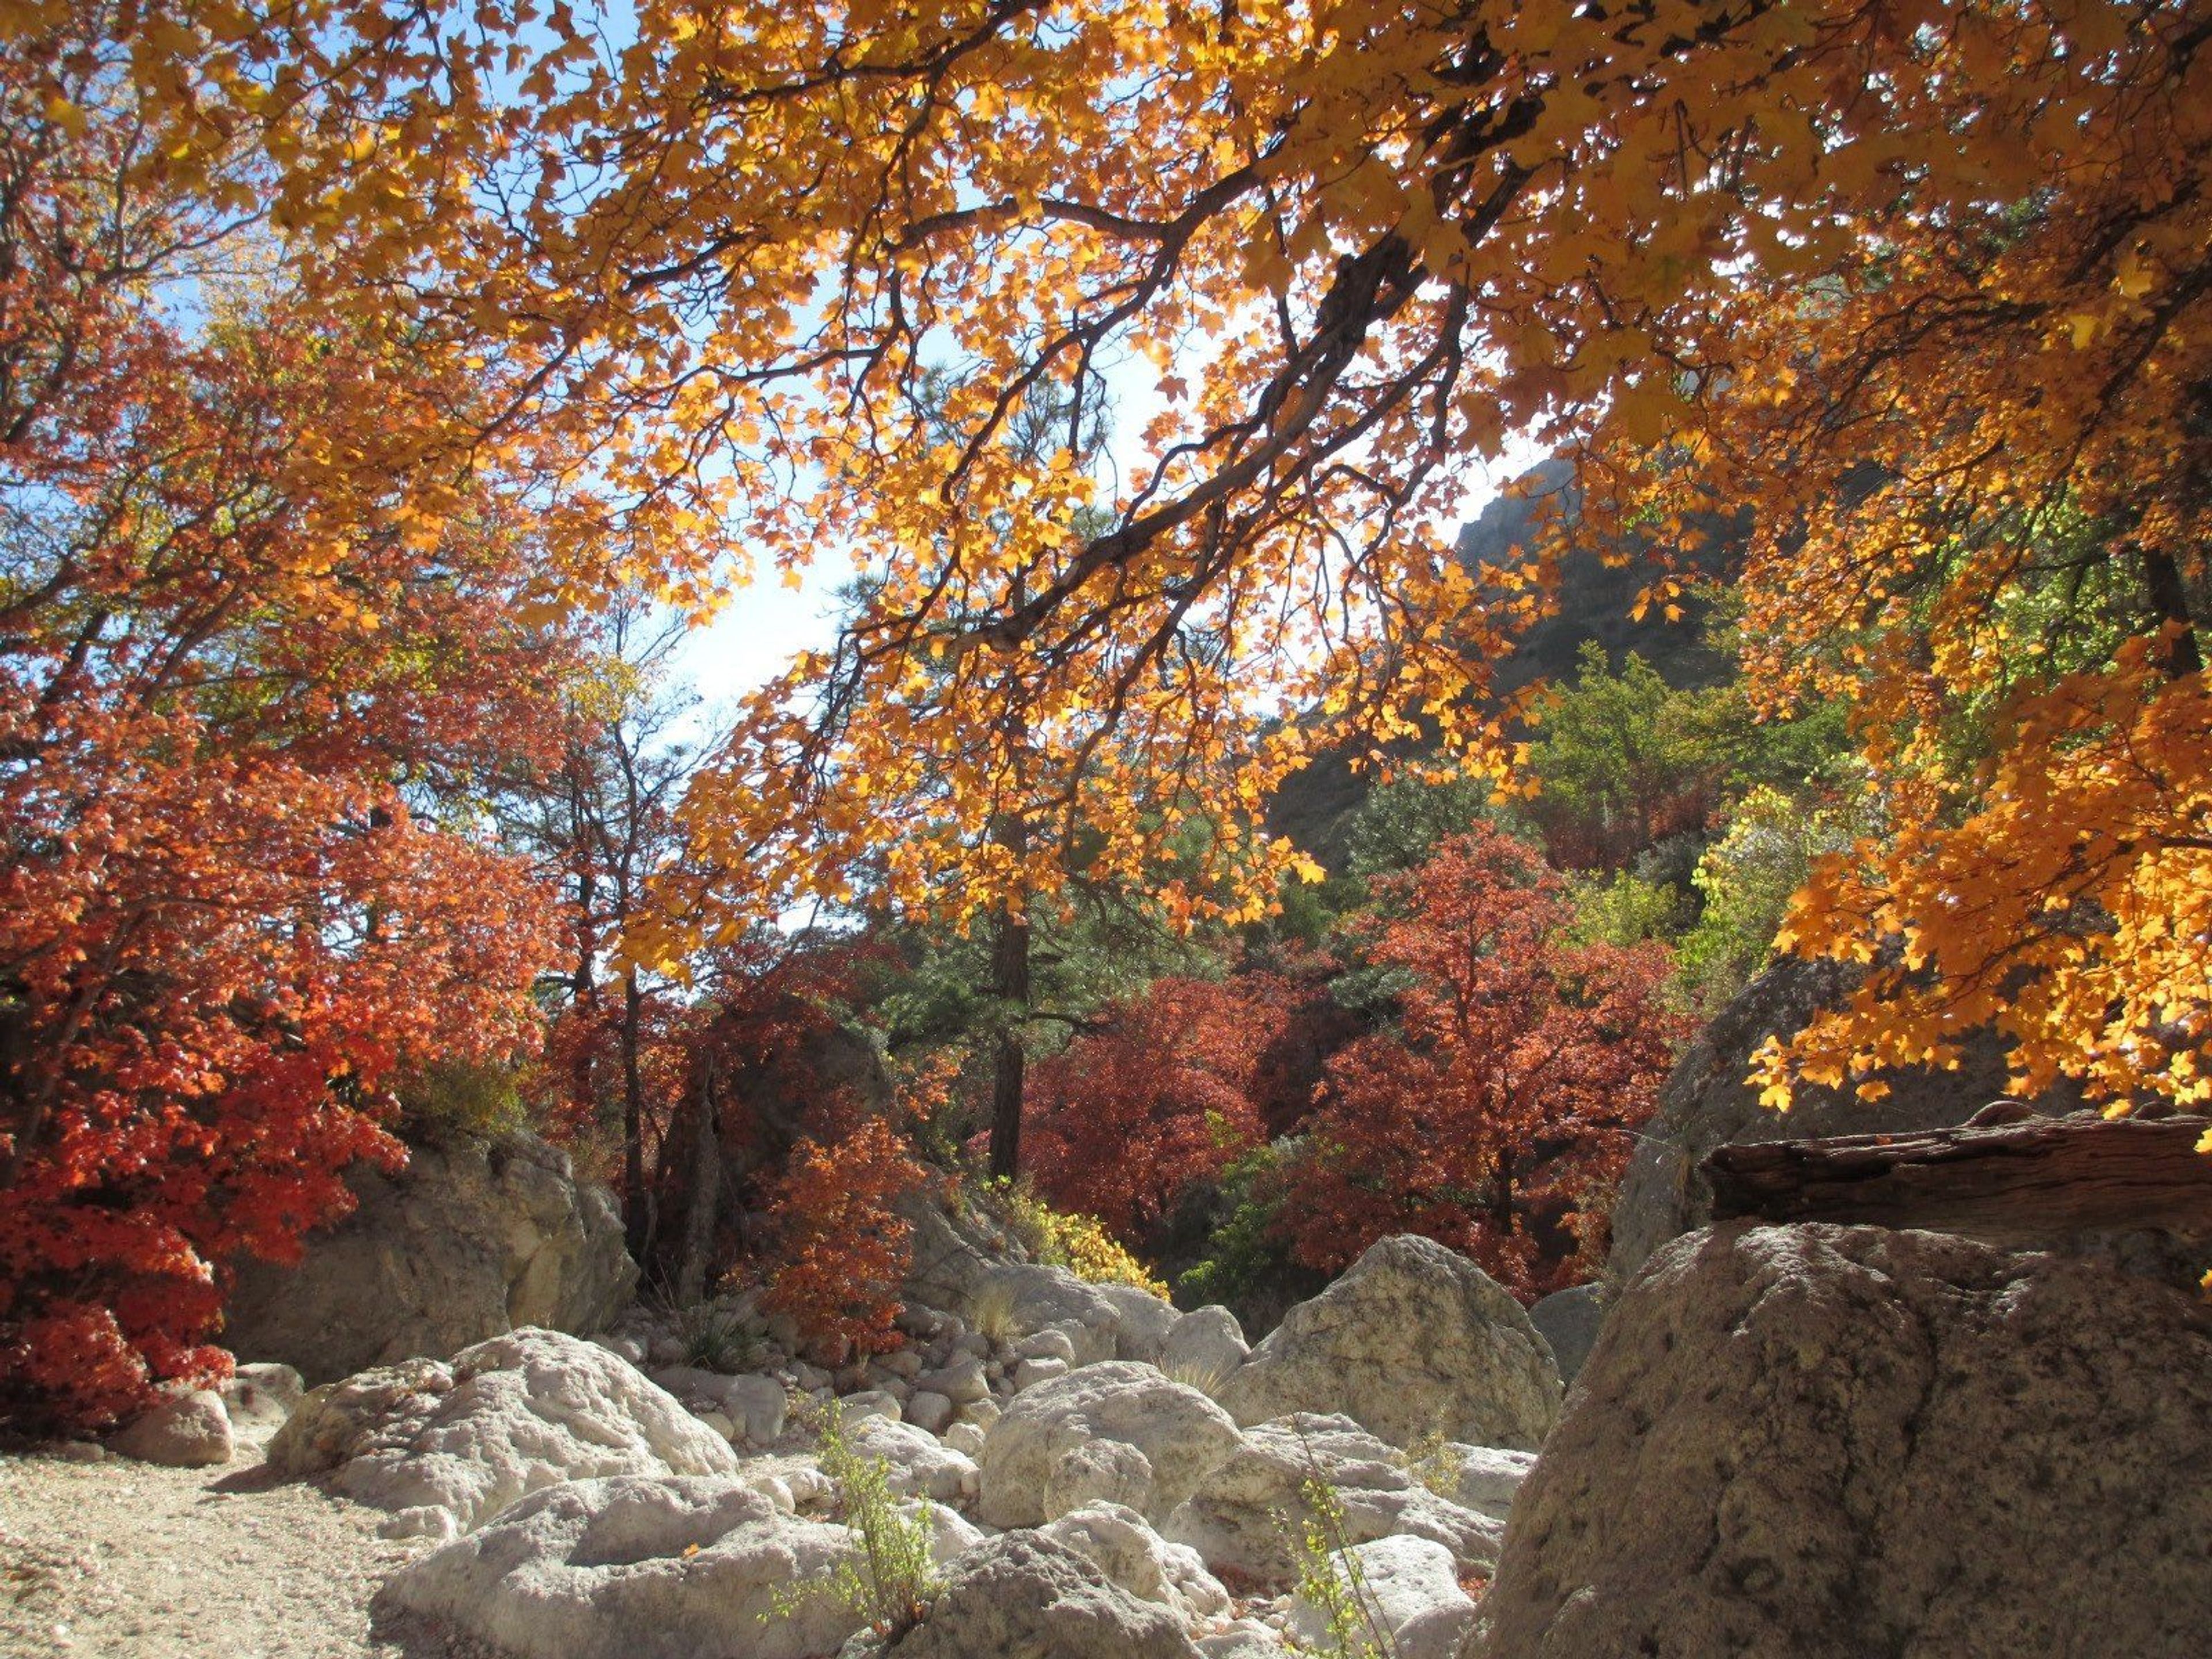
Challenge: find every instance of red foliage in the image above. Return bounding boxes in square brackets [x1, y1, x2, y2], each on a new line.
[760, 1118, 929, 1363]
[0, 62, 567, 1431]
[1283, 827, 1689, 1297]
[1024, 974, 1305, 1246]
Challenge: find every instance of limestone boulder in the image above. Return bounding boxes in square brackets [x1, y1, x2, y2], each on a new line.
[1525, 1285, 1604, 1388]
[1037, 1501, 1234, 1628]
[217, 1362, 305, 1445]
[978, 1362, 1242, 1529]
[108, 1389, 233, 1467]
[224, 1132, 637, 1384]
[1604, 957, 2080, 1285]
[852, 1531, 1204, 1659]
[1215, 1236, 1559, 1450]
[1470, 1223, 2212, 1658]
[1093, 1283, 1181, 1363]
[844, 1416, 980, 1506]
[266, 1327, 737, 1539]
[1163, 1414, 1502, 1581]
[373, 1474, 860, 1659]
[1425, 1444, 1535, 1525]
[1158, 1305, 1249, 1393]
[1289, 1535, 1475, 1659]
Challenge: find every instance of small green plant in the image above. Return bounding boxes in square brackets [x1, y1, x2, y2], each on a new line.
[1395, 1428, 1459, 1501]
[968, 1278, 1022, 1349]
[675, 1301, 767, 1373]
[1277, 1424, 1401, 1659]
[769, 1403, 941, 1639]
[1163, 1355, 1237, 1399]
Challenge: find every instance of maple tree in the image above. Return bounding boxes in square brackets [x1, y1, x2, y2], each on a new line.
[759, 1115, 928, 1363]
[1022, 972, 1298, 1249]
[6, 0, 2202, 1411]
[81, 0, 2196, 1120]
[0, 35, 590, 1429]
[1283, 827, 1686, 1296]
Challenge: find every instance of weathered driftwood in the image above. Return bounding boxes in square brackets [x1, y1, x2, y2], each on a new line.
[1704, 1109, 2212, 1243]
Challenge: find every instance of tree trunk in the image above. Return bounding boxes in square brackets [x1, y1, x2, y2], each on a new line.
[2141, 544, 2203, 676]
[673, 1053, 721, 1304]
[987, 902, 1031, 1181]
[620, 965, 650, 1260]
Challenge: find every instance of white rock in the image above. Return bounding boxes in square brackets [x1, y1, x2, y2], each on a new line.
[1430, 1442, 1535, 1523]
[1471, 1222, 2212, 1658]
[372, 1474, 860, 1659]
[1013, 1356, 1070, 1391]
[1093, 1283, 1181, 1363]
[836, 1389, 902, 1425]
[109, 1389, 233, 1468]
[724, 1374, 789, 1445]
[1162, 1414, 1502, 1580]
[1287, 1535, 1475, 1659]
[979, 1361, 1243, 1529]
[904, 1389, 956, 1435]
[590, 1334, 647, 1367]
[1159, 1306, 1249, 1393]
[961, 1397, 1002, 1431]
[844, 1415, 981, 1505]
[846, 1531, 1203, 1658]
[1039, 1500, 1235, 1627]
[694, 1408, 736, 1442]
[1197, 1619, 1291, 1656]
[218, 1362, 305, 1444]
[942, 1421, 987, 1459]
[903, 1498, 987, 1565]
[913, 1351, 989, 1406]
[1013, 1328, 1078, 1365]
[266, 1328, 738, 1538]
[1215, 1235, 1560, 1450]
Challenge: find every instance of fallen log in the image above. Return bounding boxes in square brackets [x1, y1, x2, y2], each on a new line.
[1704, 1109, 2212, 1244]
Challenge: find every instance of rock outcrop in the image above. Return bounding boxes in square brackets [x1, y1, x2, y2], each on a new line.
[1524, 1285, 1604, 1388]
[1215, 1236, 1559, 1450]
[1163, 1414, 1503, 1580]
[1604, 957, 2078, 1285]
[224, 1132, 636, 1384]
[855, 1532, 1205, 1659]
[1470, 1222, 2212, 1658]
[266, 1327, 737, 1538]
[108, 1389, 234, 1468]
[374, 1474, 859, 1659]
[978, 1361, 1243, 1529]
[1158, 1305, 1250, 1390]
[1037, 1501, 1235, 1629]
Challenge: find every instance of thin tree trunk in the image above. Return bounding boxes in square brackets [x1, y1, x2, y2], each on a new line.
[2141, 544, 2203, 676]
[987, 902, 1031, 1181]
[620, 965, 649, 1260]
[674, 1054, 721, 1304]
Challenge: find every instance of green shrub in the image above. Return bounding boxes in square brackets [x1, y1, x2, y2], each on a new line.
[772, 1403, 940, 1639]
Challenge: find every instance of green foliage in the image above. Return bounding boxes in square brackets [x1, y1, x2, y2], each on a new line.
[772, 1403, 941, 1639]
[1343, 774, 1498, 879]
[674, 1300, 768, 1374]
[1677, 782, 1882, 1013]
[1176, 1142, 1296, 1312]
[1278, 1467, 1401, 1659]
[393, 1058, 528, 1145]
[1518, 644, 1739, 869]
[1562, 868, 1690, 949]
